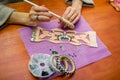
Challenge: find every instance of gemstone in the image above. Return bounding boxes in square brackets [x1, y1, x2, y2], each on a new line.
[40, 63, 45, 67]
[52, 51, 58, 54]
[42, 71, 49, 76]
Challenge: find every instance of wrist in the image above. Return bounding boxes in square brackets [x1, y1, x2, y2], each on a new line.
[72, 0, 83, 9]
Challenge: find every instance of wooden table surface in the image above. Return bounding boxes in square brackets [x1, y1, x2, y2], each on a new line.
[0, 0, 120, 80]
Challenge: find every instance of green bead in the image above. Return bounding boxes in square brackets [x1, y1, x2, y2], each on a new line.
[52, 51, 58, 54]
[42, 71, 49, 76]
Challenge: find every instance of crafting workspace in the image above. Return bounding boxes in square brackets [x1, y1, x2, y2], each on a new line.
[0, 0, 120, 80]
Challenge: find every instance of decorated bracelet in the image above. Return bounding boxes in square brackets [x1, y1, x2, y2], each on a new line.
[56, 55, 76, 75]
[50, 54, 68, 73]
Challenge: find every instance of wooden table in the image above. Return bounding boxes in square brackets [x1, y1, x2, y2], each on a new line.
[0, 0, 120, 80]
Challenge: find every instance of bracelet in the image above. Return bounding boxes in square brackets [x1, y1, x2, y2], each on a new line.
[56, 55, 76, 75]
[50, 54, 68, 73]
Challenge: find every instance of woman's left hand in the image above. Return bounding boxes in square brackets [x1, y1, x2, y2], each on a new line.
[61, 0, 83, 28]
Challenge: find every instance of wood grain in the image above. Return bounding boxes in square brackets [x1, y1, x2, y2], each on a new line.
[0, 0, 120, 80]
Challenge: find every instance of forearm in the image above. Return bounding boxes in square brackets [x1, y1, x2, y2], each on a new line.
[66, 0, 94, 7]
[0, 4, 30, 28]
[7, 11, 30, 25]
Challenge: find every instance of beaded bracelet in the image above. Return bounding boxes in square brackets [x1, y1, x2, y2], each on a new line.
[50, 54, 68, 73]
[56, 55, 76, 75]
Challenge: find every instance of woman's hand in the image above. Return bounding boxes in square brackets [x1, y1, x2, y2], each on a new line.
[61, 0, 83, 28]
[7, 6, 53, 27]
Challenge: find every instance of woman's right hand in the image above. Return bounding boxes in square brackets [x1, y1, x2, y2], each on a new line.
[7, 6, 53, 27]
[29, 5, 53, 23]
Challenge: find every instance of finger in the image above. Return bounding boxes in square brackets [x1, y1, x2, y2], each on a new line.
[69, 11, 79, 23]
[61, 7, 72, 28]
[62, 7, 71, 18]
[72, 14, 80, 24]
[38, 12, 53, 17]
[32, 6, 49, 12]
[65, 8, 75, 21]
[61, 7, 71, 27]
[38, 16, 51, 22]
[29, 12, 53, 20]
[30, 12, 53, 17]
[32, 15, 51, 22]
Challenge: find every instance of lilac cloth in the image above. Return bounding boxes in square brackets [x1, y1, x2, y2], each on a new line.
[19, 16, 111, 78]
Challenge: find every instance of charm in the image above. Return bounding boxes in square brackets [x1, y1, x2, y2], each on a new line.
[57, 32, 72, 41]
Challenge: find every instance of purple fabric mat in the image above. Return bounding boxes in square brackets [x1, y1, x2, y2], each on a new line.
[19, 16, 111, 78]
